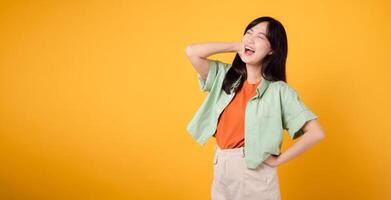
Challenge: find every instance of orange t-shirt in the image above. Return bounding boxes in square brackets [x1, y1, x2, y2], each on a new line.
[215, 78, 261, 149]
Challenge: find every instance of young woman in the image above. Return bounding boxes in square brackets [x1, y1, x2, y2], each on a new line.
[185, 16, 325, 200]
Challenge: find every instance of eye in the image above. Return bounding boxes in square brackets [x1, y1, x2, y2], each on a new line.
[258, 36, 263, 39]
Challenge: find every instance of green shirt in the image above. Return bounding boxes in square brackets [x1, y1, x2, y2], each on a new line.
[186, 59, 318, 169]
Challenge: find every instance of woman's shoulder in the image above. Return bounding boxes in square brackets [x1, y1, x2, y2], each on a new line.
[267, 80, 299, 98]
[269, 80, 295, 91]
[211, 59, 232, 73]
[268, 80, 287, 90]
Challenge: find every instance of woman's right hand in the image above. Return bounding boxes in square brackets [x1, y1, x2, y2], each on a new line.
[236, 42, 245, 59]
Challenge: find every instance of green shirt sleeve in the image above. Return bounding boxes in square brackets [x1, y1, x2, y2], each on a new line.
[280, 83, 318, 139]
[197, 59, 229, 92]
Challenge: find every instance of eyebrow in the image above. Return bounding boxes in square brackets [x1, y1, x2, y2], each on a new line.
[248, 28, 266, 36]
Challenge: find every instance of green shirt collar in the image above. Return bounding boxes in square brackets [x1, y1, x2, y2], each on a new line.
[232, 75, 271, 98]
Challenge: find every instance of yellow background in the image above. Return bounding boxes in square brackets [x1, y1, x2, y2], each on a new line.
[1, 0, 390, 199]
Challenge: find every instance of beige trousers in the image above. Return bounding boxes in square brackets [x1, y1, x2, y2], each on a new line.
[211, 145, 281, 200]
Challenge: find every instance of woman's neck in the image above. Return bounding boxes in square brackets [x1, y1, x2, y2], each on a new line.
[246, 63, 262, 84]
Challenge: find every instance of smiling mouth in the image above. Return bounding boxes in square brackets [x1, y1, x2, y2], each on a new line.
[245, 48, 255, 56]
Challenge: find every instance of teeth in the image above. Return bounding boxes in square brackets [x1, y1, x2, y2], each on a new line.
[245, 46, 255, 51]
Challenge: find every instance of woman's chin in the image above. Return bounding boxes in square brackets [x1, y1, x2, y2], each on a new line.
[241, 58, 260, 65]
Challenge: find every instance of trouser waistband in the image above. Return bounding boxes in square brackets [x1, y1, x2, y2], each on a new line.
[215, 144, 245, 157]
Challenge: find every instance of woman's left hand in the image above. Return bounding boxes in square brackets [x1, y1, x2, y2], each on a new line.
[263, 155, 280, 168]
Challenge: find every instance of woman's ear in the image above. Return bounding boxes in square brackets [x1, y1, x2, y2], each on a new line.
[268, 51, 273, 55]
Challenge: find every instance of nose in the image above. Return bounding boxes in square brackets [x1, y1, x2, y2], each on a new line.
[244, 36, 256, 44]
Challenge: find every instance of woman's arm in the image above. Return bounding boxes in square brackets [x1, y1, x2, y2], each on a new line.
[265, 119, 325, 167]
[185, 42, 241, 80]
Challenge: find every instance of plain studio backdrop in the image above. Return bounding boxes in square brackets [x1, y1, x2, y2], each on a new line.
[0, 0, 390, 199]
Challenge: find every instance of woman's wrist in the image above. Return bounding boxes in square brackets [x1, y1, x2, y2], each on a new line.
[233, 42, 242, 52]
[219, 42, 242, 53]
[186, 42, 242, 58]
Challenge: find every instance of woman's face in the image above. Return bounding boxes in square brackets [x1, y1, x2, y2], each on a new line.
[240, 22, 273, 65]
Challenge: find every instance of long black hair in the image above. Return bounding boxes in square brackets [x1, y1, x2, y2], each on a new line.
[222, 16, 288, 94]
